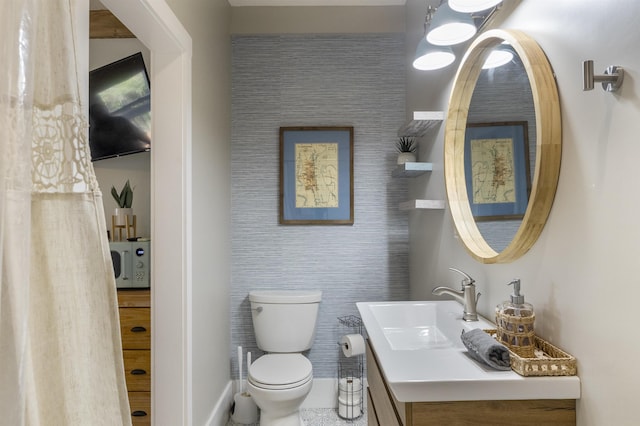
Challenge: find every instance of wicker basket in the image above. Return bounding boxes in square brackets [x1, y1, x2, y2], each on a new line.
[485, 329, 577, 377]
[495, 309, 536, 358]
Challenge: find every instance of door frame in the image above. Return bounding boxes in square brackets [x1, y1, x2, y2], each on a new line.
[98, 1, 193, 423]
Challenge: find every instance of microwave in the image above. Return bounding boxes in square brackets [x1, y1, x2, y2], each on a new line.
[109, 241, 150, 289]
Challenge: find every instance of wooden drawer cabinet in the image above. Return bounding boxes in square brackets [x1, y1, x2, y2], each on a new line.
[128, 392, 151, 425]
[365, 340, 576, 426]
[118, 290, 151, 425]
[123, 349, 151, 391]
[119, 307, 151, 349]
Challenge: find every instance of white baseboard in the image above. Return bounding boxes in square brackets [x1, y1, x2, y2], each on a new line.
[206, 381, 234, 426]
[302, 378, 340, 409]
[303, 377, 368, 409]
[227, 377, 366, 411]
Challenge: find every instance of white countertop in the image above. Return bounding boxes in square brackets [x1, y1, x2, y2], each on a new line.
[357, 301, 581, 403]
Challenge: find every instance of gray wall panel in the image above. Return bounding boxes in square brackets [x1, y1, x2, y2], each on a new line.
[231, 34, 409, 379]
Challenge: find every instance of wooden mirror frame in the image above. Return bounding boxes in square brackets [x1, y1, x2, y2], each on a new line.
[444, 29, 561, 264]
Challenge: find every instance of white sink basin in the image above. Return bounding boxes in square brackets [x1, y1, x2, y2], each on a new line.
[356, 300, 581, 403]
[367, 301, 493, 350]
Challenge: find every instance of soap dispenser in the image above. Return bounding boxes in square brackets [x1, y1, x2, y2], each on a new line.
[495, 279, 536, 358]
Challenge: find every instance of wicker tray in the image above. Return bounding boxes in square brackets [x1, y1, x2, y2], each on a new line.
[484, 329, 577, 377]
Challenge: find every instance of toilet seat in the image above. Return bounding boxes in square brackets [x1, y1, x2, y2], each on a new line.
[248, 354, 312, 390]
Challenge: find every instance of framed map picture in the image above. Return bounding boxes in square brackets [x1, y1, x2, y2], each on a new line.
[280, 126, 354, 225]
[464, 122, 531, 221]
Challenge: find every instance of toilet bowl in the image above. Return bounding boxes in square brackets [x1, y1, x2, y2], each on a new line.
[247, 290, 322, 426]
[247, 354, 313, 426]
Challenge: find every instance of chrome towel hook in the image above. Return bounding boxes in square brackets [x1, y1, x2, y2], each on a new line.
[583, 60, 624, 92]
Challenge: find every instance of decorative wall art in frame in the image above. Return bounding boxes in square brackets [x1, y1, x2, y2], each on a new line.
[280, 126, 354, 225]
[464, 121, 531, 221]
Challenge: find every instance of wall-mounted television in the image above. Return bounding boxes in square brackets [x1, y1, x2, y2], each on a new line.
[89, 52, 151, 161]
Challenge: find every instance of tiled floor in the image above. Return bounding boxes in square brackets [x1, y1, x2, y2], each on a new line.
[227, 408, 367, 426]
[302, 408, 367, 426]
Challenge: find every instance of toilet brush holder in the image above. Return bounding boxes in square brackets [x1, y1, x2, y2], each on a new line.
[231, 391, 258, 425]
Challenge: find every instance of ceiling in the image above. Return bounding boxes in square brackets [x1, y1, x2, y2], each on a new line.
[228, 0, 406, 5]
[91, 0, 406, 8]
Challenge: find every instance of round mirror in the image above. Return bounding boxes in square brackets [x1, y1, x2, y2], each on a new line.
[444, 29, 561, 263]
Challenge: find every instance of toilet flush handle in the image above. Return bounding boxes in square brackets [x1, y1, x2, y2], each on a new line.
[252, 306, 263, 313]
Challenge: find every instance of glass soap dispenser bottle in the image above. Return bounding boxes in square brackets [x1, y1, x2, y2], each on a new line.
[495, 279, 536, 358]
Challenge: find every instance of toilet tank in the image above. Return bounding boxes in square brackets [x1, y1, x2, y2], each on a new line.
[249, 290, 322, 353]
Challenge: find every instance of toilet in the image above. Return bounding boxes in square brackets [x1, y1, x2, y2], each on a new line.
[247, 290, 322, 426]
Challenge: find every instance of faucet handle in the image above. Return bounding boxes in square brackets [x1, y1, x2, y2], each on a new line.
[449, 267, 475, 286]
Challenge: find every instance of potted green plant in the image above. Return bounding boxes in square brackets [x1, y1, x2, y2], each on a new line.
[396, 136, 417, 165]
[111, 179, 134, 225]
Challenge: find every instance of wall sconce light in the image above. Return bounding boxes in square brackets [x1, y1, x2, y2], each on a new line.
[413, 1, 503, 72]
[582, 60, 624, 93]
[449, 0, 503, 13]
[427, 2, 477, 46]
[413, 37, 456, 70]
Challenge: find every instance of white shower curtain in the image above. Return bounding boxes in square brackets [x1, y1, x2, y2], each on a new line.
[0, 1, 131, 424]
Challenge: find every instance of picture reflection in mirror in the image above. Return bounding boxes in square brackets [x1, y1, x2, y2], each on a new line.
[465, 44, 536, 252]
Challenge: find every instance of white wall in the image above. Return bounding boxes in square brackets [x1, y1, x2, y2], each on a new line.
[92, 153, 151, 238]
[230, 5, 404, 33]
[164, 1, 232, 425]
[406, 0, 640, 424]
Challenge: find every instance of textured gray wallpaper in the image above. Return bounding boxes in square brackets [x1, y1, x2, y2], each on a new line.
[230, 34, 408, 379]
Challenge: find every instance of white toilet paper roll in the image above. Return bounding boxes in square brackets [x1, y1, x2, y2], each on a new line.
[338, 400, 362, 419]
[338, 393, 362, 406]
[340, 334, 365, 357]
[338, 377, 362, 392]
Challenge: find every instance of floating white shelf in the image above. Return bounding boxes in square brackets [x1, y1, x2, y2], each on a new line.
[397, 111, 445, 137]
[392, 162, 434, 178]
[394, 113, 445, 212]
[399, 199, 446, 211]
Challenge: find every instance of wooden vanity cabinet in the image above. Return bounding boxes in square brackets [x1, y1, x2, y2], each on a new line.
[366, 340, 405, 426]
[118, 289, 151, 425]
[365, 340, 576, 426]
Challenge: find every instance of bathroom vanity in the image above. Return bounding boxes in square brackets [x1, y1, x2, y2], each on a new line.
[357, 301, 580, 426]
[362, 26, 578, 424]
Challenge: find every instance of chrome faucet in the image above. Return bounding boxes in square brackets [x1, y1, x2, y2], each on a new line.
[432, 268, 481, 322]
